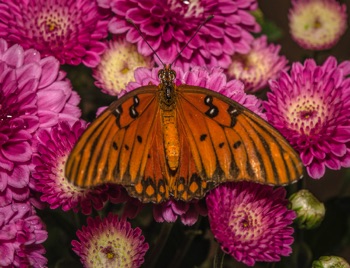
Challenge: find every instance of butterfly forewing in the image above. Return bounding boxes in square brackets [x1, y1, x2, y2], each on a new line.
[65, 86, 158, 188]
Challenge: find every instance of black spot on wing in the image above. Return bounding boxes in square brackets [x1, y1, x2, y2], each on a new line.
[233, 141, 241, 149]
[200, 134, 207, 141]
[112, 142, 118, 150]
[129, 95, 140, 119]
[227, 105, 241, 127]
[204, 96, 219, 118]
[112, 106, 123, 128]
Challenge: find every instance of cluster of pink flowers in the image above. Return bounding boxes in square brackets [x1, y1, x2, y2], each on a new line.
[0, 0, 349, 267]
[0, 36, 81, 266]
[99, 0, 260, 70]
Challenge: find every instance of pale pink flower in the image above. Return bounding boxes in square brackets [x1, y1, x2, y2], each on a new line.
[289, 0, 347, 50]
[72, 213, 148, 268]
[228, 35, 288, 92]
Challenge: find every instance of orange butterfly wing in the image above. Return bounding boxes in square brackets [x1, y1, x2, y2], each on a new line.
[65, 82, 303, 203]
[176, 85, 303, 186]
[66, 85, 178, 203]
[65, 85, 159, 188]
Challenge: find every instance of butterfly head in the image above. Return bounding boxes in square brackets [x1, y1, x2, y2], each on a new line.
[158, 64, 176, 85]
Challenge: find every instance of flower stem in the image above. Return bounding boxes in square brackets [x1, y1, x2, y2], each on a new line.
[168, 219, 203, 268]
[143, 222, 174, 268]
[213, 244, 225, 268]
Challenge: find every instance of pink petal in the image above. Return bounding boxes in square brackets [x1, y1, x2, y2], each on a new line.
[38, 57, 59, 88]
[82, 51, 100, 68]
[2, 141, 32, 162]
[306, 161, 326, 179]
[2, 44, 24, 68]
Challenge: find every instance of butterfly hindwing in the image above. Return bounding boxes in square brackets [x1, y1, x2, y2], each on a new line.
[173, 119, 217, 201]
[125, 112, 171, 203]
[177, 85, 303, 186]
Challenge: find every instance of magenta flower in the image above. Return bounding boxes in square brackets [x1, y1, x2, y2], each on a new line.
[227, 35, 288, 93]
[153, 199, 207, 226]
[289, 0, 347, 50]
[264, 57, 350, 178]
[0, 39, 81, 206]
[101, 0, 260, 69]
[0, 0, 109, 67]
[0, 202, 48, 267]
[206, 182, 296, 266]
[31, 121, 129, 215]
[72, 213, 149, 268]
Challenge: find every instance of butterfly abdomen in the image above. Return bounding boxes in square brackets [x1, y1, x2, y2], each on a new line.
[161, 109, 180, 171]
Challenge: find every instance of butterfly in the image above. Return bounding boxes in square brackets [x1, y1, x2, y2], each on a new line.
[65, 64, 303, 203]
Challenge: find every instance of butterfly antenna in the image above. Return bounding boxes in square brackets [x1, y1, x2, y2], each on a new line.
[128, 15, 214, 68]
[171, 15, 214, 66]
[127, 19, 165, 66]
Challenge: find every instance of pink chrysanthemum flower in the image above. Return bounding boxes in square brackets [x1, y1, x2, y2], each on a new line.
[72, 213, 149, 268]
[0, 39, 81, 206]
[123, 66, 265, 224]
[289, 0, 347, 50]
[31, 121, 129, 215]
[227, 35, 288, 93]
[0, 0, 109, 67]
[100, 0, 260, 69]
[264, 57, 350, 178]
[93, 39, 153, 96]
[0, 202, 48, 268]
[206, 182, 296, 266]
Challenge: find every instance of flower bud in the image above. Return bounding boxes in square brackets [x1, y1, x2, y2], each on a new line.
[312, 256, 350, 268]
[289, 189, 325, 229]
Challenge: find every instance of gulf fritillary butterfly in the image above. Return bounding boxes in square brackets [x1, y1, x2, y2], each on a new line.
[65, 64, 303, 203]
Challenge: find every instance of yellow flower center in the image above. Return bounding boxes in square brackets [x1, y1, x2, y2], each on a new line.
[46, 21, 57, 31]
[106, 252, 115, 259]
[312, 17, 322, 29]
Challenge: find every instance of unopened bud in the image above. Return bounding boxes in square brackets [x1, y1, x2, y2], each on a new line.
[312, 256, 350, 268]
[289, 189, 325, 229]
